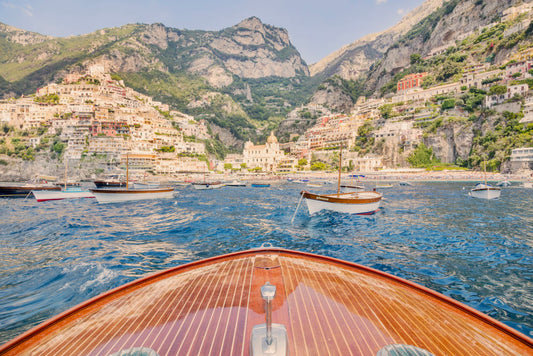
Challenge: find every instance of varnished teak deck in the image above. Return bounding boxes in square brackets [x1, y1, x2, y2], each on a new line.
[1, 248, 532, 355]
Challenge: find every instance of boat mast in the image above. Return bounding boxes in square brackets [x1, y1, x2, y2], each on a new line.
[126, 154, 129, 190]
[484, 160, 487, 186]
[337, 144, 343, 195]
[64, 158, 68, 190]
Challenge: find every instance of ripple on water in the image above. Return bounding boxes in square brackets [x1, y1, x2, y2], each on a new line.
[0, 182, 532, 342]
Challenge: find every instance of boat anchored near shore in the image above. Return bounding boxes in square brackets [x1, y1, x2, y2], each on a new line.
[300, 145, 383, 215]
[90, 155, 175, 203]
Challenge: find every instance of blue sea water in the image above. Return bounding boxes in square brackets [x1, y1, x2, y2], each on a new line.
[0, 181, 532, 344]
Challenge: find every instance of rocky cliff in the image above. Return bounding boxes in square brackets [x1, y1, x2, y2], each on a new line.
[0, 17, 308, 91]
[364, 0, 521, 92]
[309, 0, 444, 80]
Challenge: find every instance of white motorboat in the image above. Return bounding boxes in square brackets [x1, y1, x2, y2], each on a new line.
[496, 180, 511, 187]
[192, 182, 224, 190]
[469, 183, 501, 200]
[225, 180, 247, 187]
[32, 188, 94, 202]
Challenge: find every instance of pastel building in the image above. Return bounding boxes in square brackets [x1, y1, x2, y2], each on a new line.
[243, 132, 285, 172]
[397, 73, 428, 92]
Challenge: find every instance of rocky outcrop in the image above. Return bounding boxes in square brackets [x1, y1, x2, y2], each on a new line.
[0, 17, 309, 92]
[365, 0, 521, 93]
[308, 82, 354, 113]
[0, 23, 52, 46]
[310, 0, 444, 80]
[423, 119, 475, 164]
[207, 17, 309, 80]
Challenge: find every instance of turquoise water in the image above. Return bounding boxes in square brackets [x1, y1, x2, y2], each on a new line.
[0, 181, 532, 344]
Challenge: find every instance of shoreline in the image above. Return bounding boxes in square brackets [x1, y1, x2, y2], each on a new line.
[214, 169, 533, 183]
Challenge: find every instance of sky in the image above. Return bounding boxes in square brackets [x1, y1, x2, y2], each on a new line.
[0, 0, 426, 64]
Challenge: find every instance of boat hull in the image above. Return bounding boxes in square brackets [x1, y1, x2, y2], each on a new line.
[192, 182, 224, 190]
[302, 190, 382, 215]
[0, 185, 60, 198]
[32, 190, 95, 202]
[469, 187, 501, 199]
[1, 248, 531, 355]
[90, 188, 175, 203]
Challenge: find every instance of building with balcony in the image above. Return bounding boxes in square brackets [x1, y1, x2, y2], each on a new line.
[397, 73, 428, 92]
[510, 147, 533, 171]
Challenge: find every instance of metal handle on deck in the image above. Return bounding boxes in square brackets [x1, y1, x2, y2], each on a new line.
[250, 282, 288, 356]
[261, 282, 276, 345]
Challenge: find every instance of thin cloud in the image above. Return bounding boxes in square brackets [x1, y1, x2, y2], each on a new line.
[2, 2, 33, 16]
[376, 0, 387, 4]
[398, 8, 406, 16]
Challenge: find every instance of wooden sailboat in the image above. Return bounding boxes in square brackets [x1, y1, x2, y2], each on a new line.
[32, 159, 95, 202]
[0, 179, 60, 198]
[90, 154, 175, 203]
[1, 247, 531, 355]
[301, 145, 382, 215]
[192, 163, 224, 190]
[469, 161, 501, 200]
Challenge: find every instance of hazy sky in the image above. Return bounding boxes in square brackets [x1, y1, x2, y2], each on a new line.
[0, 0, 426, 64]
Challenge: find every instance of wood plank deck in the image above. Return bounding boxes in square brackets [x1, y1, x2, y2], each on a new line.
[1, 248, 532, 355]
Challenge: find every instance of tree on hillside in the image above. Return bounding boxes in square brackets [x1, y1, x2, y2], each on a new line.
[407, 143, 440, 167]
[410, 53, 422, 65]
[489, 84, 507, 95]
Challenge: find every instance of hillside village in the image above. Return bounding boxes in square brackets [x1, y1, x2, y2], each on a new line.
[0, 1, 533, 180]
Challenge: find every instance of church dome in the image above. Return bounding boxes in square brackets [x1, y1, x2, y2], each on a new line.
[267, 131, 278, 144]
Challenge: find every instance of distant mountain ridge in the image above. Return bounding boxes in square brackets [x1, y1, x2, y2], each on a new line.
[1, 0, 531, 150]
[0, 17, 314, 147]
[0, 17, 308, 89]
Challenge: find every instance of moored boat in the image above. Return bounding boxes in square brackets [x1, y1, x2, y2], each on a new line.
[301, 190, 383, 215]
[0, 181, 60, 198]
[251, 182, 270, 187]
[300, 145, 383, 215]
[225, 180, 247, 187]
[306, 181, 322, 188]
[32, 160, 95, 202]
[90, 155, 175, 203]
[90, 187, 175, 203]
[93, 175, 127, 188]
[32, 188, 95, 202]
[469, 183, 501, 200]
[192, 181, 224, 190]
[0, 247, 531, 355]
[496, 180, 511, 187]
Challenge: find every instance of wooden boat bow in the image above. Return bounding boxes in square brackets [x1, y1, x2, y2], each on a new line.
[1, 247, 532, 355]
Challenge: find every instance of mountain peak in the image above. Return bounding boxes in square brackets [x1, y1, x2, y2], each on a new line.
[235, 16, 265, 31]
